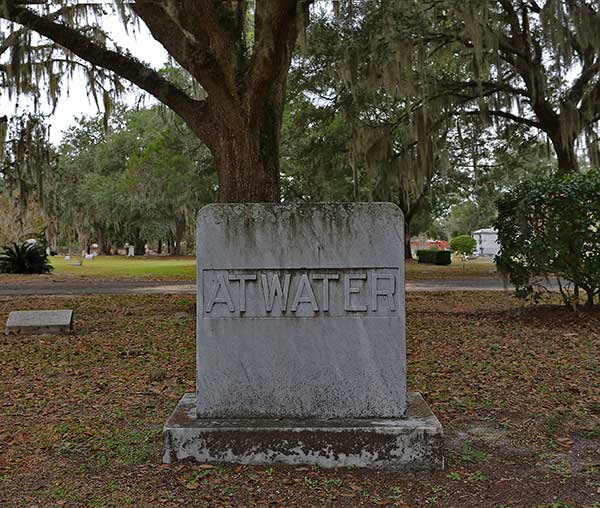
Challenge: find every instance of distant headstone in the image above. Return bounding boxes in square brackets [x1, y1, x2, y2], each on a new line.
[5, 310, 73, 335]
[127, 246, 135, 257]
[163, 203, 443, 469]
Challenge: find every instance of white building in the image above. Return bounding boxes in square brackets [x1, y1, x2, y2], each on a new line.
[473, 228, 500, 256]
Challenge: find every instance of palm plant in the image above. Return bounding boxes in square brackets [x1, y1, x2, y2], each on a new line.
[0, 242, 52, 274]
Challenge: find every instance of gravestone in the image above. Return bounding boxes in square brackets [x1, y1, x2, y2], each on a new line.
[5, 310, 73, 335]
[163, 203, 443, 468]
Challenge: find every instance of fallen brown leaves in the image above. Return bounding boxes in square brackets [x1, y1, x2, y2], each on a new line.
[0, 292, 598, 508]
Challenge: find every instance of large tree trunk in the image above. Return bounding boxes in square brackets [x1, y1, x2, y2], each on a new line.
[551, 134, 579, 174]
[211, 121, 281, 203]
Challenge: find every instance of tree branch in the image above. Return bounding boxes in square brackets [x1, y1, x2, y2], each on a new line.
[246, 0, 302, 114]
[0, 4, 85, 57]
[567, 59, 600, 106]
[0, 25, 26, 57]
[496, 0, 522, 36]
[130, 2, 230, 103]
[579, 79, 600, 125]
[0, 1, 210, 137]
[438, 78, 529, 98]
[459, 108, 541, 129]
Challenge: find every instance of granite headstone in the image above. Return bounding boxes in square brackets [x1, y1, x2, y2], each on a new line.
[196, 203, 406, 418]
[164, 203, 443, 468]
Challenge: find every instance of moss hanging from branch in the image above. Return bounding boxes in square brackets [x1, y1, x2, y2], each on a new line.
[0, 3, 126, 143]
[446, 0, 600, 173]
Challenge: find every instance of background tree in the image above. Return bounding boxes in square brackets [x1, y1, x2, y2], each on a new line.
[0, 114, 60, 247]
[442, 120, 555, 236]
[0, 191, 44, 245]
[450, 235, 477, 257]
[441, 0, 600, 174]
[13, 104, 216, 255]
[285, 1, 467, 257]
[125, 124, 216, 255]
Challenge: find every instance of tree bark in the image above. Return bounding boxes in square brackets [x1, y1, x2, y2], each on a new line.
[404, 219, 413, 260]
[586, 288, 595, 309]
[550, 134, 579, 174]
[134, 237, 145, 256]
[172, 217, 187, 256]
[210, 119, 281, 203]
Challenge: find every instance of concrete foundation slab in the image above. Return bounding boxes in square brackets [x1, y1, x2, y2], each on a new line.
[163, 392, 444, 469]
[5, 310, 73, 335]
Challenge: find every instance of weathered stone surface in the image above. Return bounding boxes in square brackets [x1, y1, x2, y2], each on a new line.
[5, 309, 73, 335]
[163, 392, 444, 469]
[164, 203, 444, 468]
[196, 203, 406, 419]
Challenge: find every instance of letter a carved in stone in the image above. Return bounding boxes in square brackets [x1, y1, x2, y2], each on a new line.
[205, 274, 235, 313]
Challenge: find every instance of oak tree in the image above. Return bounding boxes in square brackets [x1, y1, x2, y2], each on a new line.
[1, 0, 312, 202]
[443, 0, 600, 174]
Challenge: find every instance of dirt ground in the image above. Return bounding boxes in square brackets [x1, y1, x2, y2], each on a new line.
[0, 292, 598, 508]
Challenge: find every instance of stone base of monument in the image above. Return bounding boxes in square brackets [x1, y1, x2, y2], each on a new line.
[163, 392, 444, 469]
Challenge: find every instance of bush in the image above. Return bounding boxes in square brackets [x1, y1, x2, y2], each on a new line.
[496, 169, 600, 308]
[0, 242, 52, 274]
[450, 235, 477, 256]
[417, 249, 451, 265]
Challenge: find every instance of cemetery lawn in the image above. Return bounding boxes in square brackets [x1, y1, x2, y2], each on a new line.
[48, 255, 197, 280]
[4, 256, 497, 281]
[404, 257, 497, 279]
[1, 292, 598, 508]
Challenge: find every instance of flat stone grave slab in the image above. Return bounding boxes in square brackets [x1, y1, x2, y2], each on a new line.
[5, 310, 73, 335]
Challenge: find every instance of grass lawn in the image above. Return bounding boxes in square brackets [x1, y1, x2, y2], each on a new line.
[0, 292, 598, 507]
[0, 255, 498, 282]
[48, 255, 197, 280]
[404, 257, 497, 279]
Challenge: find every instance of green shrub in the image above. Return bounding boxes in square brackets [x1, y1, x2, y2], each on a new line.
[0, 242, 53, 274]
[450, 235, 477, 256]
[417, 249, 451, 265]
[496, 169, 600, 308]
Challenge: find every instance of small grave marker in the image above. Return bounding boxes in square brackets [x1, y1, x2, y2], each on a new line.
[5, 310, 73, 335]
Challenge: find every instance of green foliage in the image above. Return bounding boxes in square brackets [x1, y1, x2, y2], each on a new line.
[447, 201, 494, 237]
[442, 128, 555, 238]
[53, 104, 216, 254]
[417, 250, 451, 266]
[284, 1, 465, 223]
[496, 169, 600, 307]
[450, 235, 477, 256]
[461, 443, 488, 463]
[0, 242, 52, 274]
